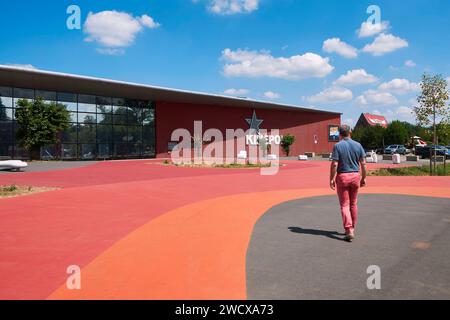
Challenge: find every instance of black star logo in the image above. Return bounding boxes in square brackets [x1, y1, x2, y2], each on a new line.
[246, 110, 264, 134]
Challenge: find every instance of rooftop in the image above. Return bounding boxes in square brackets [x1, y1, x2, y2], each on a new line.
[0, 65, 341, 115]
[361, 113, 388, 128]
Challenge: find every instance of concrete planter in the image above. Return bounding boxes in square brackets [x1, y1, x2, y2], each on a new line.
[406, 155, 419, 162]
[431, 156, 445, 163]
[322, 153, 331, 159]
[383, 154, 393, 161]
[304, 152, 315, 158]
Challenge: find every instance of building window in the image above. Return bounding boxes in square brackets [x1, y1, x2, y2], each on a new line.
[13, 88, 34, 100]
[0, 86, 155, 160]
[0, 87, 14, 159]
[35, 90, 57, 102]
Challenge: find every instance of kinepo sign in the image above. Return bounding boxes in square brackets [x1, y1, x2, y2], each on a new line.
[245, 110, 282, 145]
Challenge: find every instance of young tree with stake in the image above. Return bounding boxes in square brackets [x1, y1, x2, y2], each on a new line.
[414, 74, 450, 175]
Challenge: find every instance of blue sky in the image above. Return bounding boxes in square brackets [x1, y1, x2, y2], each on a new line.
[1, 0, 449, 126]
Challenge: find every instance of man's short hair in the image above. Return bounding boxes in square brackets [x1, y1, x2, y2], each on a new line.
[339, 125, 351, 137]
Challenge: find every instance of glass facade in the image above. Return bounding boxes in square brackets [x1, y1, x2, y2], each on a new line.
[0, 86, 155, 160]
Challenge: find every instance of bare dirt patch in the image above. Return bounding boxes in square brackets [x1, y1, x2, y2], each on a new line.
[0, 185, 59, 199]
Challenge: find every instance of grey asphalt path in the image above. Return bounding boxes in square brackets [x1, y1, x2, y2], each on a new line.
[0, 161, 98, 174]
[246, 194, 450, 300]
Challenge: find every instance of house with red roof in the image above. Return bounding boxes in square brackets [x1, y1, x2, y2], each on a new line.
[354, 113, 388, 130]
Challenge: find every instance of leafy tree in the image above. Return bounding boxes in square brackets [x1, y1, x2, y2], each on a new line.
[281, 134, 295, 156]
[414, 73, 449, 174]
[384, 121, 409, 145]
[352, 125, 385, 149]
[402, 122, 423, 139]
[15, 98, 70, 160]
[436, 123, 450, 145]
[414, 73, 449, 145]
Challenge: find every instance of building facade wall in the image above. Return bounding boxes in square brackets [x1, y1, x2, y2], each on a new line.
[155, 102, 341, 158]
[0, 68, 341, 161]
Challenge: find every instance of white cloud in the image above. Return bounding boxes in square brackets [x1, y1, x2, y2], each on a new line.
[95, 48, 125, 56]
[372, 109, 382, 115]
[334, 69, 378, 86]
[358, 21, 390, 38]
[208, 0, 259, 15]
[322, 38, 358, 58]
[221, 48, 334, 80]
[139, 15, 161, 28]
[378, 78, 420, 95]
[408, 97, 419, 107]
[3, 64, 37, 70]
[343, 118, 354, 127]
[263, 91, 280, 99]
[224, 88, 249, 96]
[405, 60, 416, 67]
[355, 95, 368, 106]
[356, 89, 399, 106]
[362, 33, 408, 56]
[84, 11, 160, 54]
[306, 87, 353, 104]
[386, 106, 415, 122]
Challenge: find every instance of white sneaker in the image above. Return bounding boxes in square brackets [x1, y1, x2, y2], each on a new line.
[344, 232, 355, 242]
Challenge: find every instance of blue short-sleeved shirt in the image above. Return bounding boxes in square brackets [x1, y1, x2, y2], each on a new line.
[331, 138, 366, 173]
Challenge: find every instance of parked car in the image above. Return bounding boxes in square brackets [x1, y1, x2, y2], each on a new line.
[415, 145, 425, 156]
[417, 145, 450, 159]
[384, 145, 407, 155]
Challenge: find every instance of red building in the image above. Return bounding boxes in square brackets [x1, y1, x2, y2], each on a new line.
[354, 113, 388, 130]
[0, 66, 341, 160]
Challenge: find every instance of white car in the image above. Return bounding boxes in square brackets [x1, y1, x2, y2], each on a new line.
[0, 160, 28, 171]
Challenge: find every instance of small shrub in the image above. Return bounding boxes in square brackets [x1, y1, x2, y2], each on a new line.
[281, 134, 296, 156]
[2, 185, 18, 192]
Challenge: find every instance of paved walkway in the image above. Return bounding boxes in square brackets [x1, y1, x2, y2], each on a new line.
[0, 160, 448, 299]
[0, 161, 97, 174]
[247, 195, 450, 299]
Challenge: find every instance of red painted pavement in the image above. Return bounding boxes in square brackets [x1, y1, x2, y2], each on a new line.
[0, 160, 448, 299]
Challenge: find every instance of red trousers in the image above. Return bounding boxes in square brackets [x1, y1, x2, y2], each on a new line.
[336, 172, 360, 233]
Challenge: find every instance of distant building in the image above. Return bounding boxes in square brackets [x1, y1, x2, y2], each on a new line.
[354, 113, 388, 130]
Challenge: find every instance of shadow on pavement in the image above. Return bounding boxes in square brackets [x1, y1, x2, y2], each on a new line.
[288, 226, 346, 241]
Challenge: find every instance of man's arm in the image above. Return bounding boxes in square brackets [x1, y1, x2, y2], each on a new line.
[330, 160, 338, 190]
[360, 158, 367, 187]
[330, 145, 339, 190]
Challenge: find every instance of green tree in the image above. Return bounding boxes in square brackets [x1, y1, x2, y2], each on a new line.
[281, 134, 295, 156]
[384, 121, 409, 145]
[414, 73, 449, 143]
[414, 73, 449, 174]
[414, 126, 432, 144]
[352, 125, 385, 149]
[436, 123, 450, 145]
[15, 98, 70, 160]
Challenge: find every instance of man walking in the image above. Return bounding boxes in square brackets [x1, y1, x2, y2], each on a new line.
[330, 125, 367, 242]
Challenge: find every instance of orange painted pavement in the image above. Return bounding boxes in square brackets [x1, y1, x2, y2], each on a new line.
[48, 186, 450, 300]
